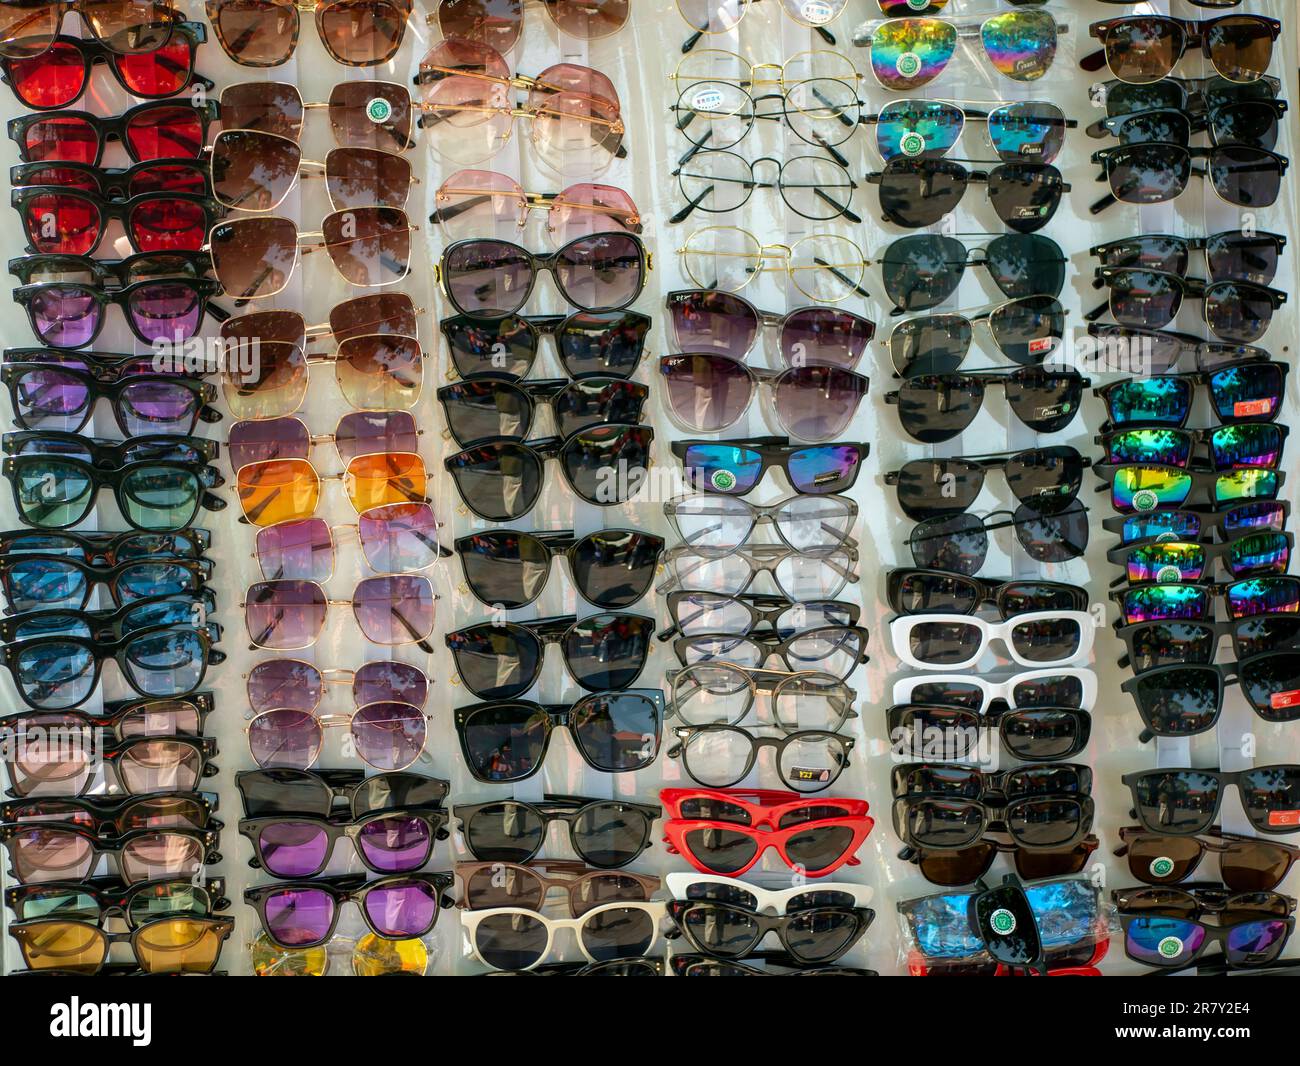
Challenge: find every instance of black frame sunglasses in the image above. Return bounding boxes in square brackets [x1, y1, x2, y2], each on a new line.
[239, 807, 450, 879]
[670, 436, 868, 497]
[7, 98, 219, 165]
[1116, 615, 1300, 675]
[868, 158, 1068, 234]
[235, 767, 449, 819]
[437, 374, 648, 447]
[666, 898, 874, 966]
[454, 795, 661, 869]
[886, 570, 1087, 617]
[439, 309, 650, 382]
[885, 446, 1089, 521]
[5, 874, 228, 927]
[1125, 766, 1300, 836]
[887, 702, 1092, 763]
[0, 553, 211, 613]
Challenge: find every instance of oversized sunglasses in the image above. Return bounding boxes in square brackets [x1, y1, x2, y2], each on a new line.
[204, 0, 413, 67]
[218, 79, 415, 152]
[233, 451, 428, 528]
[441, 308, 649, 381]
[241, 574, 436, 651]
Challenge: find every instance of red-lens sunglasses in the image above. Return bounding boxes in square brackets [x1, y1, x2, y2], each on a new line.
[8, 99, 217, 165]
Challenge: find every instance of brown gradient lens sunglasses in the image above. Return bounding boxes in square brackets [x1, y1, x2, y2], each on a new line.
[456, 859, 659, 915]
[430, 0, 629, 56]
[205, 0, 412, 67]
[219, 80, 415, 152]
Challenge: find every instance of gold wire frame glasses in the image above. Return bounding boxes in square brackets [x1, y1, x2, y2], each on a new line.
[677, 225, 870, 302]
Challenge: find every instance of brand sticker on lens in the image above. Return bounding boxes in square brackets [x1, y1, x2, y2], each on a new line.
[1149, 856, 1175, 878]
[1028, 337, 1055, 354]
[790, 767, 832, 783]
[1132, 488, 1160, 512]
[1270, 689, 1300, 711]
[1269, 809, 1300, 828]
[691, 88, 724, 112]
[895, 52, 922, 79]
[709, 469, 737, 491]
[366, 97, 392, 124]
[1156, 531, 1181, 542]
[1157, 935, 1183, 959]
[1235, 398, 1274, 418]
[907, 0, 930, 8]
[899, 131, 927, 157]
[989, 908, 1016, 936]
[1034, 402, 1070, 419]
[1155, 565, 1184, 583]
[800, 0, 833, 24]
[813, 470, 843, 485]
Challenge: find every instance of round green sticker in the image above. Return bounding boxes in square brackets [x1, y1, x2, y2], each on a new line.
[1149, 856, 1175, 878]
[1155, 531, 1180, 542]
[1132, 488, 1159, 512]
[899, 131, 926, 157]
[989, 908, 1016, 936]
[1155, 565, 1183, 583]
[896, 52, 922, 79]
[710, 469, 737, 491]
[1157, 935, 1183, 959]
[366, 97, 392, 124]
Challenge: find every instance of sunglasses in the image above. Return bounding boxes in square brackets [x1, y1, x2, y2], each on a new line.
[12, 158, 208, 201]
[1091, 144, 1288, 214]
[446, 612, 654, 701]
[463, 900, 664, 972]
[893, 790, 1095, 852]
[457, 859, 658, 915]
[1098, 365, 1288, 428]
[245, 658, 427, 718]
[432, 0, 628, 52]
[209, 130, 413, 214]
[1096, 72, 1279, 120]
[1123, 654, 1300, 737]
[455, 527, 663, 611]
[233, 451, 427, 527]
[219, 79, 415, 152]
[1127, 766, 1300, 836]
[887, 570, 1088, 617]
[240, 807, 448, 879]
[664, 591, 861, 640]
[888, 702, 1092, 764]
[887, 446, 1088, 521]
[860, 10, 1061, 90]
[1111, 531, 1292, 585]
[672, 438, 868, 498]
[436, 233, 647, 320]
[903, 835, 1102, 888]
[667, 663, 859, 731]
[880, 232, 1065, 315]
[884, 297, 1066, 376]
[1, 20, 206, 110]
[7, 98, 217, 164]
[4, 732, 217, 798]
[1116, 826, 1300, 893]
[455, 690, 664, 783]
[11, 915, 233, 974]
[666, 896, 873, 966]
[0, 821, 217, 883]
[1117, 891, 1295, 971]
[677, 226, 869, 302]
[2, 360, 216, 435]
[441, 309, 649, 381]
[1083, 13, 1280, 84]
[444, 425, 653, 521]
[246, 700, 430, 772]
[1092, 267, 1286, 344]
[867, 98, 1073, 164]
[888, 367, 1088, 444]
[454, 796, 661, 869]
[0, 0, 179, 58]
[672, 626, 870, 680]
[13, 186, 222, 257]
[249, 930, 428, 976]
[252, 504, 441, 582]
[893, 668, 1098, 712]
[0, 554, 211, 612]
[660, 543, 859, 604]
[0, 692, 213, 743]
[668, 722, 855, 792]
[207, 209, 415, 300]
[1091, 229, 1285, 287]
[1111, 576, 1300, 625]
[867, 158, 1067, 233]
[235, 767, 448, 819]
[660, 786, 872, 877]
[1098, 423, 1288, 471]
[1100, 99, 1287, 151]
[245, 871, 453, 949]
[229, 411, 421, 476]
[1101, 464, 1280, 513]
[242, 574, 436, 651]
[891, 610, 1095, 671]
[672, 151, 860, 224]
[1116, 616, 1300, 675]
[438, 376, 647, 447]
[6, 874, 227, 927]
[205, 0, 413, 66]
[906, 502, 1091, 575]
[665, 493, 857, 557]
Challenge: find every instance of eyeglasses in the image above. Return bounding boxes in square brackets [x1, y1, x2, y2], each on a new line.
[879, 232, 1065, 315]
[441, 309, 649, 381]
[443, 425, 653, 522]
[1116, 887, 1295, 970]
[1101, 464, 1279, 514]
[1116, 826, 1300, 893]
[665, 289, 875, 370]
[0, 553, 210, 612]
[463, 900, 665, 972]
[677, 226, 869, 302]
[1099, 99, 1287, 151]
[661, 543, 859, 606]
[668, 722, 855, 792]
[5, 874, 227, 927]
[1090, 144, 1288, 214]
[664, 493, 857, 557]
[246, 700, 430, 772]
[446, 612, 654, 701]
[667, 663, 858, 731]
[672, 151, 860, 224]
[1092, 267, 1286, 345]
[1111, 576, 1300, 626]
[866, 98, 1074, 164]
[235, 766, 448, 818]
[204, 0, 413, 67]
[867, 158, 1067, 234]
[1083, 13, 1280, 84]
[1091, 230, 1286, 288]
[227, 411, 421, 469]
[663, 593, 860, 644]
[454, 796, 661, 869]
[435, 233, 648, 319]
[207, 209, 415, 300]
[233, 452, 428, 527]
[884, 297, 1067, 376]
[675, 0, 846, 50]
[0, 693, 213, 744]
[887, 702, 1092, 764]
[905, 502, 1090, 576]
[1110, 531, 1292, 584]
[859, 11, 1062, 91]
[437, 376, 648, 447]
[241, 574, 436, 651]
[455, 527, 663, 611]
[890, 610, 1095, 671]
[887, 368, 1088, 443]
[659, 786, 872, 877]
[0, 0, 178, 58]
[902, 836, 1101, 888]
[431, 0, 629, 53]
[673, 629, 870, 687]
[7, 98, 217, 164]
[666, 896, 873, 966]
[1, 20, 207, 109]
[249, 930, 429, 976]
[886, 446, 1089, 522]
[454, 691, 664, 783]
[252, 504, 440, 582]
[1116, 615, 1300, 675]
[1096, 365, 1287, 428]
[218, 80, 415, 152]
[3, 732, 217, 797]
[2, 360, 216, 435]
[10, 915, 233, 973]
[12, 186, 222, 257]
[887, 570, 1088, 618]
[245, 871, 452, 949]
[892, 668, 1098, 712]
[457, 860, 658, 915]
[432, 168, 641, 245]
[0, 822, 217, 883]
[1122, 654, 1300, 737]
[1126, 766, 1300, 836]
[672, 438, 868, 498]
[239, 807, 449, 878]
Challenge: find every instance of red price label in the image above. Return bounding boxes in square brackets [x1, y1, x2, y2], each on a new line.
[1268, 810, 1300, 828]
[1272, 690, 1300, 710]
[1235, 398, 1273, 418]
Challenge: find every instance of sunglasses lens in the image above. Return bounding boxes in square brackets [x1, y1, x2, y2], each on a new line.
[876, 100, 962, 162]
[988, 163, 1063, 233]
[879, 157, 965, 228]
[354, 574, 435, 644]
[325, 146, 411, 210]
[319, 0, 411, 65]
[256, 516, 333, 582]
[659, 353, 752, 433]
[870, 17, 955, 90]
[1108, 143, 1190, 203]
[1122, 585, 1210, 625]
[436, 0, 522, 52]
[220, 81, 303, 139]
[1105, 377, 1192, 426]
[247, 661, 321, 716]
[554, 232, 644, 310]
[1221, 840, 1295, 892]
[1209, 363, 1283, 421]
[210, 217, 298, 299]
[1241, 766, 1300, 831]
[458, 530, 549, 609]
[1014, 500, 1089, 563]
[989, 101, 1066, 163]
[329, 82, 412, 152]
[443, 240, 533, 318]
[1133, 667, 1221, 734]
[988, 294, 1065, 364]
[322, 206, 411, 287]
[557, 311, 646, 378]
[249, 709, 324, 769]
[237, 458, 320, 526]
[881, 234, 965, 313]
[261, 885, 336, 945]
[565, 613, 652, 690]
[667, 289, 757, 362]
[343, 451, 426, 511]
[1134, 771, 1220, 832]
[246, 579, 326, 650]
[210, 0, 297, 64]
[1126, 543, 1204, 584]
[982, 10, 1056, 81]
[774, 366, 868, 443]
[334, 334, 422, 410]
[888, 315, 971, 377]
[986, 234, 1065, 300]
[1104, 428, 1191, 467]
[562, 425, 652, 505]
[553, 378, 647, 440]
[355, 660, 428, 708]
[434, 168, 524, 241]
[1230, 577, 1299, 620]
[1208, 15, 1276, 82]
[1241, 654, 1300, 722]
[212, 130, 300, 211]
[350, 701, 426, 769]
[357, 502, 439, 572]
[1112, 466, 1191, 513]
[446, 441, 542, 521]
[442, 316, 535, 379]
[228, 416, 310, 470]
[1104, 16, 1179, 83]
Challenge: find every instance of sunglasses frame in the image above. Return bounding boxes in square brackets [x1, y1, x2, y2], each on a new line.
[0, 822, 219, 883]
[5, 874, 227, 926]
[440, 308, 650, 381]
[7, 98, 218, 165]
[453, 796, 661, 869]
[240, 806, 449, 879]
[204, 0, 414, 67]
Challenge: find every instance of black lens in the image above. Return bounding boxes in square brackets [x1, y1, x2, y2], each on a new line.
[475, 911, 547, 969]
[352, 772, 446, 815]
[1005, 368, 1085, 435]
[1205, 281, 1277, 344]
[1107, 143, 1191, 204]
[459, 531, 552, 610]
[557, 311, 648, 378]
[787, 910, 863, 962]
[1240, 766, 1300, 832]
[1004, 446, 1085, 513]
[1106, 80, 1185, 118]
[236, 768, 332, 817]
[439, 380, 532, 445]
[897, 797, 982, 848]
[1007, 796, 1086, 847]
[683, 903, 759, 956]
[570, 530, 661, 609]
[443, 316, 535, 379]
[878, 158, 968, 228]
[1000, 708, 1089, 760]
[1014, 674, 1086, 708]
[988, 295, 1065, 365]
[880, 234, 966, 313]
[581, 905, 655, 960]
[466, 802, 544, 861]
[896, 375, 982, 443]
[563, 613, 652, 690]
[987, 163, 1064, 233]
[1107, 268, 1181, 330]
[1211, 100, 1279, 150]
[909, 513, 987, 575]
[1206, 232, 1281, 285]
[1117, 108, 1192, 145]
[1235, 616, 1300, 658]
[999, 581, 1086, 616]
[1132, 770, 1219, 833]
[445, 441, 543, 521]
[984, 233, 1065, 300]
[890, 570, 980, 613]
[889, 314, 973, 376]
[906, 619, 982, 665]
[892, 705, 981, 759]
[572, 802, 650, 867]
[460, 703, 549, 782]
[554, 378, 647, 439]
[561, 425, 653, 504]
[1013, 500, 1089, 563]
[1009, 616, 1083, 663]
[1240, 653, 1300, 721]
[895, 458, 982, 520]
[1210, 145, 1282, 207]
[1127, 622, 1217, 672]
[447, 623, 542, 700]
[572, 692, 660, 771]
[682, 826, 756, 873]
[1095, 234, 1188, 274]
